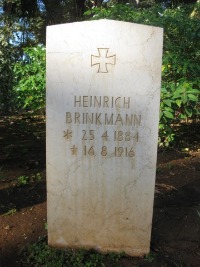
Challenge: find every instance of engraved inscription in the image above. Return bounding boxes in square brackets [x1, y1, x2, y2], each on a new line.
[65, 95, 141, 159]
[91, 48, 116, 73]
[74, 96, 130, 109]
[84, 146, 95, 156]
[69, 145, 135, 158]
[64, 129, 139, 142]
[64, 129, 72, 139]
[115, 147, 134, 157]
[82, 130, 95, 140]
[101, 131, 109, 141]
[71, 145, 78, 155]
[114, 131, 139, 142]
[101, 146, 107, 157]
[66, 112, 141, 126]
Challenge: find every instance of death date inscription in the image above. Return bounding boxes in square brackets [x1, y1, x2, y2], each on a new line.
[70, 145, 135, 158]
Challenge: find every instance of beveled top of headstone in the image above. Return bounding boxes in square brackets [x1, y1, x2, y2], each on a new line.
[46, 19, 163, 257]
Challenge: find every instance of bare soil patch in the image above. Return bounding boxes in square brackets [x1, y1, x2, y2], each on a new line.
[0, 114, 199, 267]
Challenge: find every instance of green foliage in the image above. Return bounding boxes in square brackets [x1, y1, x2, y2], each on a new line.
[144, 251, 156, 262]
[17, 172, 42, 186]
[0, 0, 45, 113]
[20, 238, 125, 267]
[0, 11, 19, 112]
[160, 82, 199, 146]
[17, 175, 29, 186]
[85, 3, 200, 146]
[159, 3, 200, 145]
[13, 46, 46, 112]
[32, 172, 42, 181]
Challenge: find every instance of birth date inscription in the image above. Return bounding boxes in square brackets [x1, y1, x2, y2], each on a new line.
[64, 130, 139, 142]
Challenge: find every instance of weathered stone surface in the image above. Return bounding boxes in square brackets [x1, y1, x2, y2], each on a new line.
[46, 19, 163, 256]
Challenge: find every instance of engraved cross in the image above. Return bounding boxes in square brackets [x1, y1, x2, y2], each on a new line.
[71, 145, 77, 155]
[91, 48, 116, 73]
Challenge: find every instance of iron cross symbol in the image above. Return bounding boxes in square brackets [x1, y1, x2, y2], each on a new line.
[91, 48, 116, 73]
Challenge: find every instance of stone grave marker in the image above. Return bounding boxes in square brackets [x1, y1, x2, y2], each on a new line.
[46, 19, 163, 256]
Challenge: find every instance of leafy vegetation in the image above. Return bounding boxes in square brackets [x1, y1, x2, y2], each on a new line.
[17, 173, 42, 186]
[0, 8, 19, 112]
[13, 46, 45, 112]
[20, 237, 125, 267]
[17, 175, 30, 186]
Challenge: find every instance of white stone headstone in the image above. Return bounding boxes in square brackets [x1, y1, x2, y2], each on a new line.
[46, 19, 163, 256]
